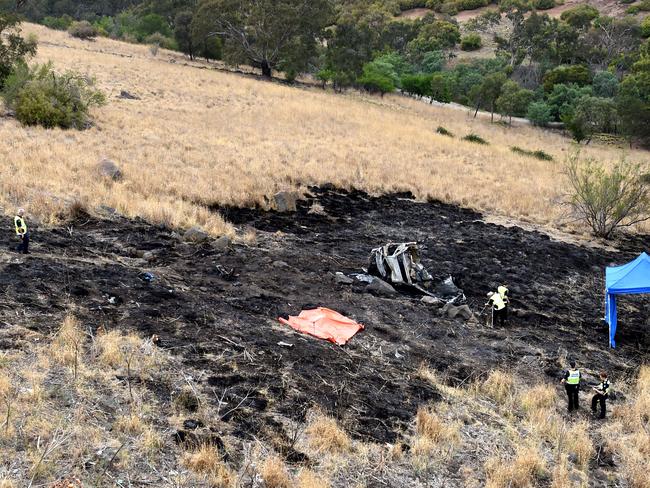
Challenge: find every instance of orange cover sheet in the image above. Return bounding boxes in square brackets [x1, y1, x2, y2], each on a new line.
[279, 307, 364, 345]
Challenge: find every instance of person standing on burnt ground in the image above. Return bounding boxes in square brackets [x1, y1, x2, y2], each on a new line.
[14, 208, 29, 254]
[486, 291, 506, 327]
[561, 360, 581, 413]
[591, 371, 610, 420]
[498, 284, 509, 325]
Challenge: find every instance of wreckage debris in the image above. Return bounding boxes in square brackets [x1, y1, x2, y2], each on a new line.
[367, 242, 466, 304]
[279, 307, 364, 345]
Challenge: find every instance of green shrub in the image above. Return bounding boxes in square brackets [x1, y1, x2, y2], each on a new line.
[642, 17, 650, 38]
[2, 63, 106, 129]
[542, 65, 591, 92]
[454, 0, 489, 11]
[436, 126, 454, 137]
[511, 146, 553, 161]
[145, 32, 177, 50]
[566, 153, 650, 238]
[527, 101, 553, 127]
[462, 133, 488, 144]
[68, 21, 98, 40]
[41, 15, 73, 31]
[533, 0, 555, 10]
[401, 73, 433, 97]
[358, 60, 397, 96]
[460, 33, 482, 51]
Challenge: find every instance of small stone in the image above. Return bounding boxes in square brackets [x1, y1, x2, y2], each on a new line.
[214, 235, 231, 251]
[184, 226, 209, 243]
[273, 191, 299, 212]
[421, 296, 443, 306]
[273, 260, 289, 268]
[118, 90, 140, 100]
[367, 279, 397, 297]
[143, 251, 155, 262]
[335, 272, 353, 285]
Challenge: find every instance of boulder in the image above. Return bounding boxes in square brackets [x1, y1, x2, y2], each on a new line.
[272, 260, 289, 268]
[98, 158, 122, 181]
[421, 296, 443, 307]
[118, 90, 140, 100]
[183, 226, 209, 243]
[214, 235, 231, 252]
[441, 303, 474, 321]
[273, 191, 299, 212]
[334, 272, 353, 285]
[367, 278, 397, 297]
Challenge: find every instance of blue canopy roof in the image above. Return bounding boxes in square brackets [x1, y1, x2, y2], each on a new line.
[606, 252, 650, 294]
[605, 252, 650, 347]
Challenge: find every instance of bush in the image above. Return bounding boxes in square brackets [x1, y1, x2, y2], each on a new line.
[565, 153, 650, 238]
[533, 0, 555, 10]
[41, 15, 73, 31]
[401, 73, 433, 97]
[145, 32, 177, 50]
[2, 63, 106, 129]
[460, 33, 482, 51]
[527, 101, 553, 127]
[436, 126, 454, 137]
[511, 146, 553, 161]
[592, 71, 619, 98]
[357, 60, 398, 96]
[454, 0, 489, 11]
[642, 17, 650, 38]
[68, 21, 98, 40]
[462, 133, 488, 144]
[430, 72, 454, 103]
[542, 65, 591, 92]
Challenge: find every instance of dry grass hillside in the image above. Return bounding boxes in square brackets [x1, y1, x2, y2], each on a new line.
[0, 24, 647, 237]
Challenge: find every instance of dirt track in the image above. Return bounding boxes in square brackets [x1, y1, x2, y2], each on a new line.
[0, 187, 648, 451]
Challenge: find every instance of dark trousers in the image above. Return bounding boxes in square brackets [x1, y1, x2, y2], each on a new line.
[565, 384, 579, 411]
[493, 308, 506, 327]
[591, 394, 607, 419]
[17, 233, 29, 254]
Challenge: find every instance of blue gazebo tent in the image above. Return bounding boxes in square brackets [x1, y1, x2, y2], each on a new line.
[605, 252, 650, 348]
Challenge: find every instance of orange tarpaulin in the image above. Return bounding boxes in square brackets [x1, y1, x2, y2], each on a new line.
[279, 307, 364, 345]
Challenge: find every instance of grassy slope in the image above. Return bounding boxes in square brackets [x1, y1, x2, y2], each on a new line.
[2, 24, 648, 238]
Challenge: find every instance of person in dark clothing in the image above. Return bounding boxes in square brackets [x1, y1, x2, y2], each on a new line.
[591, 371, 610, 419]
[561, 360, 581, 412]
[14, 208, 29, 254]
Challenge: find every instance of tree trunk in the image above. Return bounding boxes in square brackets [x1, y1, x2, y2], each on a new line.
[474, 102, 480, 118]
[261, 61, 272, 78]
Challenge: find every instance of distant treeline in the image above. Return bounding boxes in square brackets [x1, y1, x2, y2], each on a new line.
[3, 0, 650, 144]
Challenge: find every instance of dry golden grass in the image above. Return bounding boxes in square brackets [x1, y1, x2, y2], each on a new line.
[260, 455, 292, 488]
[481, 370, 515, 405]
[305, 412, 351, 454]
[2, 23, 647, 236]
[183, 445, 236, 487]
[521, 384, 556, 413]
[297, 469, 330, 488]
[485, 445, 547, 488]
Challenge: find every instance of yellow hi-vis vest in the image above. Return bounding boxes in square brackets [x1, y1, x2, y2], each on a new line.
[489, 293, 505, 310]
[567, 369, 580, 385]
[498, 285, 509, 303]
[14, 216, 27, 236]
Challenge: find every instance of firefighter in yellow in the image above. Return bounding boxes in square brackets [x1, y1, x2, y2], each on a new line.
[14, 208, 29, 254]
[561, 360, 581, 412]
[498, 285, 509, 324]
[486, 291, 506, 327]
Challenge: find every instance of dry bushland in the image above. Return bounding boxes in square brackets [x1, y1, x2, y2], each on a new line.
[2, 24, 648, 237]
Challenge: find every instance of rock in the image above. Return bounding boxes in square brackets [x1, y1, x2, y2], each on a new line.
[273, 191, 299, 212]
[421, 296, 443, 307]
[214, 235, 231, 251]
[97, 158, 122, 181]
[143, 251, 156, 262]
[183, 419, 205, 430]
[441, 303, 474, 321]
[334, 272, 353, 285]
[118, 90, 140, 100]
[367, 279, 397, 297]
[183, 226, 209, 243]
[272, 260, 289, 268]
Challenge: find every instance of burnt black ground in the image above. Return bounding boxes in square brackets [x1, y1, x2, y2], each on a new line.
[0, 186, 648, 448]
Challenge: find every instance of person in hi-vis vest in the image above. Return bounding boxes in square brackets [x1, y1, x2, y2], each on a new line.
[14, 208, 29, 254]
[561, 360, 581, 412]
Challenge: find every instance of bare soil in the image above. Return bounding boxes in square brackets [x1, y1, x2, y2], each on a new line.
[0, 186, 648, 450]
